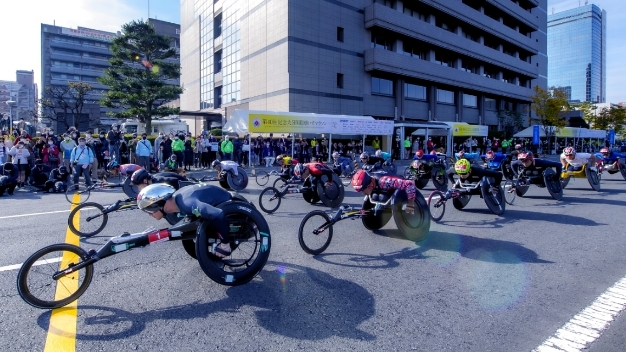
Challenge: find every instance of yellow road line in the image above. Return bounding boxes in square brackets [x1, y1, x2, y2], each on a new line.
[44, 193, 80, 352]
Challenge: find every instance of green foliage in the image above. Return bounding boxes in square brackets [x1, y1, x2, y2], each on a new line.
[530, 86, 570, 134]
[573, 101, 597, 125]
[209, 128, 222, 136]
[498, 109, 525, 139]
[99, 20, 183, 133]
[590, 106, 626, 133]
[40, 81, 96, 131]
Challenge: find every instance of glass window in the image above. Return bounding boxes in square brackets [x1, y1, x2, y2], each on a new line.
[404, 83, 426, 100]
[337, 73, 344, 89]
[463, 94, 477, 107]
[372, 77, 393, 96]
[484, 98, 497, 110]
[437, 89, 454, 104]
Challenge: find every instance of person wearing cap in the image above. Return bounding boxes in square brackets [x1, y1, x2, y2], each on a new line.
[45, 165, 71, 193]
[135, 133, 153, 171]
[70, 137, 95, 189]
[220, 135, 234, 161]
[29, 158, 52, 189]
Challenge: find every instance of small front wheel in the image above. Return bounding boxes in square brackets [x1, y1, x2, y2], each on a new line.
[255, 170, 269, 186]
[17, 243, 94, 309]
[66, 183, 91, 204]
[258, 187, 282, 214]
[68, 202, 108, 237]
[427, 191, 446, 222]
[298, 210, 334, 255]
[503, 180, 517, 205]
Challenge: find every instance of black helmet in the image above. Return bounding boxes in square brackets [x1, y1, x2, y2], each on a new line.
[35, 159, 43, 165]
[211, 160, 221, 169]
[131, 169, 151, 186]
[59, 166, 68, 174]
[3, 162, 14, 172]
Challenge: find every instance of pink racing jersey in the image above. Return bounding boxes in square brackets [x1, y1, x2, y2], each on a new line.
[377, 175, 416, 200]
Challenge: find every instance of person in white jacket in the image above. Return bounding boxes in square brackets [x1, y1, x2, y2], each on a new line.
[8, 140, 30, 187]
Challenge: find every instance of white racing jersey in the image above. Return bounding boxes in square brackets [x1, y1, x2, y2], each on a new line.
[560, 152, 592, 168]
[220, 160, 239, 176]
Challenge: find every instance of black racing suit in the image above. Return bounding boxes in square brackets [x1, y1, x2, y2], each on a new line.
[362, 157, 385, 172]
[45, 168, 71, 192]
[518, 159, 562, 183]
[0, 165, 19, 196]
[29, 165, 52, 188]
[170, 183, 232, 243]
[446, 165, 503, 187]
[151, 172, 189, 189]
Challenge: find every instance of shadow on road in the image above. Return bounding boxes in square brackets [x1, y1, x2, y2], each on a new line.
[37, 262, 376, 342]
[437, 208, 605, 228]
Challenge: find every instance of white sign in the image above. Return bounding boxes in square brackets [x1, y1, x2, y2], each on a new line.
[62, 28, 117, 42]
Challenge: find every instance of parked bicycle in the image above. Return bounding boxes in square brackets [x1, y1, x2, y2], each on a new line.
[17, 195, 271, 309]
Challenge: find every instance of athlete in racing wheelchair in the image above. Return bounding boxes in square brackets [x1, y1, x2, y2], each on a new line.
[404, 150, 447, 190]
[559, 147, 600, 191]
[502, 152, 563, 203]
[211, 159, 249, 191]
[595, 147, 626, 180]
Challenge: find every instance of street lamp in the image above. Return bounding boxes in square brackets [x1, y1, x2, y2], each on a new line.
[5, 100, 16, 136]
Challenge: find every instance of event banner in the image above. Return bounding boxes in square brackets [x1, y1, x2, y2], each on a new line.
[451, 123, 489, 137]
[248, 113, 394, 135]
[532, 125, 540, 145]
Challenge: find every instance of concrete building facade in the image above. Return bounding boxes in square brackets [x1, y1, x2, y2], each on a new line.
[41, 19, 180, 133]
[180, 0, 547, 136]
[0, 70, 38, 134]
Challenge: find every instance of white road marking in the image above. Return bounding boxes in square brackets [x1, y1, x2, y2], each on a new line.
[0, 209, 71, 220]
[534, 276, 626, 351]
[0, 257, 62, 272]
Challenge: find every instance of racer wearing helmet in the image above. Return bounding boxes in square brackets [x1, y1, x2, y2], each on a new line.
[275, 154, 298, 178]
[293, 162, 335, 187]
[130, 169, 188, 192]
[514, 152, 563, 182]
[0, 162, 19, 196]
[413, 149, 438, 163]
[446, 158, 503, 187]
[560, 147, 596, 171]
[375, 149, 391, 161]
[107, 162, 143, 177]
[164, 154, 183, 174]
[137, 183, 233, 258]
[44, 165, 71, 193]
[359, 152, 385, 171]
[350, 170, 417, 213]
[595, 147, 622, 166]
[211, 159, 240, 176]
[332, 152, 353, 177]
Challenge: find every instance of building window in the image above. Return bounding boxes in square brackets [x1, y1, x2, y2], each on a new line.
[214, 50, 222, 73]
[437, 89, 454, 104]
[214, 13, 222, 38]
[337, 73, 344, 89]
[404, 83, 426, 100]
[435, 52, 454, 67]
[176, 29, 181, 35]
[372, 77, 393, 96]
[337, 27, 344, 42]
[371, 32, 393, 51]
[374, 0, 395, 8]
[484, 98, 497, 110]
[403, 41, 426, 60]
[463, 94, 477, 107]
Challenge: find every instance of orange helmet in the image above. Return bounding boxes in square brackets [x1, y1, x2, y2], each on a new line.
[351, 170, 373, 192]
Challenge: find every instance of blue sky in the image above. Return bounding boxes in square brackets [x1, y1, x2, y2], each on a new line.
[0, 1, 623, 103]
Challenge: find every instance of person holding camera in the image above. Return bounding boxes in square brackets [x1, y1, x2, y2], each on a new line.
[69, 137, 95, 189]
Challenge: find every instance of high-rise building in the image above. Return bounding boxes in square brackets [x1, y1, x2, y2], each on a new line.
[547, 4, 606, 103]
[0, 70, 38, 133]
[41, 19, 180, 133]
[181, 0, 547, 137]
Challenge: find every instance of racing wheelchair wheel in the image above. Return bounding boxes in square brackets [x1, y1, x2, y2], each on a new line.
[392, 190, 430, 242]
[414, 177, 429, 190]
[543, 168, 563, 201]
[316, 174, 344, 208]
[361, 196, 392, 230]
[298, 210, 333, 255]
[195, 201, 270, 286]
[273, 176, 288, 189]
[585, 166, 601, 191]
[560, 175, 570, 189]
[431, 166, 448, 192]
[427, 190, 446, 222]
[68, 202, 108, 237]
[254, 170, 270, 186]
[515, 182, 530, 197]
[620, 163, 626, 180]
[227, 167, 248, 191]
[480, 178, 506, 216]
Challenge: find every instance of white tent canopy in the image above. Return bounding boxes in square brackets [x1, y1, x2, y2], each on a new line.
[514, 126, 546, 138]
[514, 125, 606, 139]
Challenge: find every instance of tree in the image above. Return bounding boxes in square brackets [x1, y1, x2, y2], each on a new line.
[39, 81, 96, 132]
[590, 106, 626, 133]
[498, 109, 525, 139]
[529, 86, 570, 151]
[99, 20, 183, 134]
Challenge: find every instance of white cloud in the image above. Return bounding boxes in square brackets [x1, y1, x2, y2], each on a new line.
[0, 0, 146, 91]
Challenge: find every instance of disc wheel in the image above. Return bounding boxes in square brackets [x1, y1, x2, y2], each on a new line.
[67, 202, 108, 237]
[227, 168, 248, 191]
[427, 190, 446, 222]
[316, 174, 345, 208]
[503, 180, 517, 205]
[480, 179, 506, 216]
[65, 183, 90, 205]
[17, 243, 94, 309]
[431, 166, 448, 191]
[258, 187, 281, 214]
[361, 198, 392, 230]
[298, 210, 333, 255]
[543, 168, 563, 201]
[415, 177, 429, 189]
[254, 170, 269, 186]
[452, 193, 471, 210]
[392, 191, 431, 242]
[515, 183, 530, 197]
[195, 202, 270, 286]
[620, 163, 626, 180]
[561, 175, 570, 189]
[586, 166, 601, 191]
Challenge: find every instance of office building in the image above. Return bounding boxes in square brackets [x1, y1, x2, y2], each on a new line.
[181, 0, 547, 139]
[0, 70, 38, 133]
[547, 4, 606, 103]
[41, 19, 180, 133]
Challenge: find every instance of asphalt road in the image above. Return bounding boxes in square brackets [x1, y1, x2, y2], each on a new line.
[1, 166, 625, 352]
